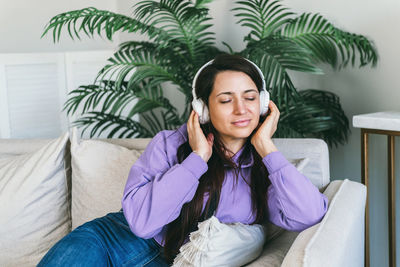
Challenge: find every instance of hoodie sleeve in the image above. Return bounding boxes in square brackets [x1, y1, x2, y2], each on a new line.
[121, 132, 208, 239]
[263, 151, 328, 232]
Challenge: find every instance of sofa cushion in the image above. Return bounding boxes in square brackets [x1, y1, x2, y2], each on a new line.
[246, 230, 299, 267]
[280, 180, 343, 267]
[273, 138, 330, 189]
[246, 180, 343, 267]
[70, 128, 142, 229]
[0, 133, 70, 267]
[302, 179, 365, 267]
[281, 179, 366, 267]
[173, 216, 266, 267]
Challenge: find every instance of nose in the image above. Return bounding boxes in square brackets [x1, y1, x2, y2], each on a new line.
[233, 99, 246, 115]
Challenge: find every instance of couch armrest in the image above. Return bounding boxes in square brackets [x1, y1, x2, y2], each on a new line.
[281, 179, 366, 267]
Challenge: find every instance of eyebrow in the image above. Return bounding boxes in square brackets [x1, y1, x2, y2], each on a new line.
[216, 89, 258, 97]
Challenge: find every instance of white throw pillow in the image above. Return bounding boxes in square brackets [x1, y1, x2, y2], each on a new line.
[0, 133, 70, 267]
[288, 157, 309, 174]
[70, 128, 142, 229]
[173, 216, 266, 267]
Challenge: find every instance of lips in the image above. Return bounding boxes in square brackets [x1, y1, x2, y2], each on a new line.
[232, 119, 251, 127]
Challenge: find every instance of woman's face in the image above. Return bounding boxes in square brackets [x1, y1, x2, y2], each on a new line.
[208, 70, 260, 145]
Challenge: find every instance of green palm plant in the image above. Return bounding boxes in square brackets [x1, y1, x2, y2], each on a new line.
[42, 0, 377, 146]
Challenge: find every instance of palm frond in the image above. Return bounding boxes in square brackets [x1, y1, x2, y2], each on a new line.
[162, 108, 183, 130]
[333, 29, 378, 68]
[63, 80, 133, 116]
[42, 7, 170, 42]
[118, 40, 198, 91]
[133, 0, 215, 63]
[127, 83, 178, 118]
[232, 0, 294, 41]
[241, 36, 322, 107]
[194, 0, 214, 8]
[274, 122, 304, 138]
[140, 108, 182, 135]
[277, 89, 350, 147]
[281, 13, 378, 69]
[67, 78, 183, 137]
[246, 36, 323, 73]
[131, 82, 183, 132]
[97, 44, 186, 95]
[73, 112, 153, 138]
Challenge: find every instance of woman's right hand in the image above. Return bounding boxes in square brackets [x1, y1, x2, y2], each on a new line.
[187, 110, 214, 162]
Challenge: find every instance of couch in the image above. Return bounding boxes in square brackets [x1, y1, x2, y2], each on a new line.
[0, 129, 366, 267]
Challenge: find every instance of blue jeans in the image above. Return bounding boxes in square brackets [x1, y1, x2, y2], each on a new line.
[38, 211, 169, 267]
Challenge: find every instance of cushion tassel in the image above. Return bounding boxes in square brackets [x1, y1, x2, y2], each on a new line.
[172, 216, 221, 267]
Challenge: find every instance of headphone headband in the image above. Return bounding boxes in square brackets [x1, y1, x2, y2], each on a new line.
[192, 58, 267, 99]
[191, 56, 269, 124]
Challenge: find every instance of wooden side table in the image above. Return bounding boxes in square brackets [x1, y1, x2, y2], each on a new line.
[353, 111, 400, 267]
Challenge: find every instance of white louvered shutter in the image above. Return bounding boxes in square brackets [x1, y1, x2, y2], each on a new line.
[0, 50, 137, 139]
[0, 53, 66, 138]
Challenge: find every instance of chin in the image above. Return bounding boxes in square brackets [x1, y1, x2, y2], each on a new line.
[228, 126, 256, 138]
[213, 120, 258, 140]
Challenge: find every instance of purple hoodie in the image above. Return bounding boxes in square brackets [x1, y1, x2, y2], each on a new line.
[122, 124, 328, 246]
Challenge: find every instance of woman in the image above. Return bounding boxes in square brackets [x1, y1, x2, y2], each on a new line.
[39, 54, 328, 266]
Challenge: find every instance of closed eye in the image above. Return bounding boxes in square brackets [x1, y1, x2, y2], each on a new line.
[220, 98, 255, 103]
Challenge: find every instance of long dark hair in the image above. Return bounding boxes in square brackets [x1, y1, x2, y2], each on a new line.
[162, 54, 271, 263]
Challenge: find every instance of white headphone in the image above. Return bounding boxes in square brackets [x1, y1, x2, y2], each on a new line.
[191, 58, 270, 124]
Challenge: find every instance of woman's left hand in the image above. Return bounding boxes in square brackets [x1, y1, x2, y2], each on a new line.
[251, 100, 280, 158]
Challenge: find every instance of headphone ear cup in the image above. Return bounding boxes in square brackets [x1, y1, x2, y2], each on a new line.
[201, 106, 210, 124]
[259, 91, 270, 116]
[191, 98, 209, 124]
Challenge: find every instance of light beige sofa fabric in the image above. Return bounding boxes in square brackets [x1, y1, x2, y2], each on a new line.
[245, 179, 341, 267]
[282, 179, 366, 267]
[0, 133, 70, 267]
[273, 138, 330, 189]
[0, 133, 365, 267]
[70, 129, 143, 229]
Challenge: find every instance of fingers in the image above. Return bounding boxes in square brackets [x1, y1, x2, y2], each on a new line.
[187, 111, 213, 161]
[268, 100, 280, 115]
[192, 110, 201, 130]
[255, 101, 279, 138]
[187, 110, 194, 135]
[187, 110, 203, 139]
[268, 101, 280, 121]
[268, 101, 279, 133]
[189, 110, 201, 133]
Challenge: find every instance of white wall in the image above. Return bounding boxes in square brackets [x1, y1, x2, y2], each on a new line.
[1, 0, 399, 265]
[0, 0, 118, 52]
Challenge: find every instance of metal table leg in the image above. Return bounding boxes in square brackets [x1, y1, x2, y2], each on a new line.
[361, 128, 398, 267]
[361, 129, 369, 267]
